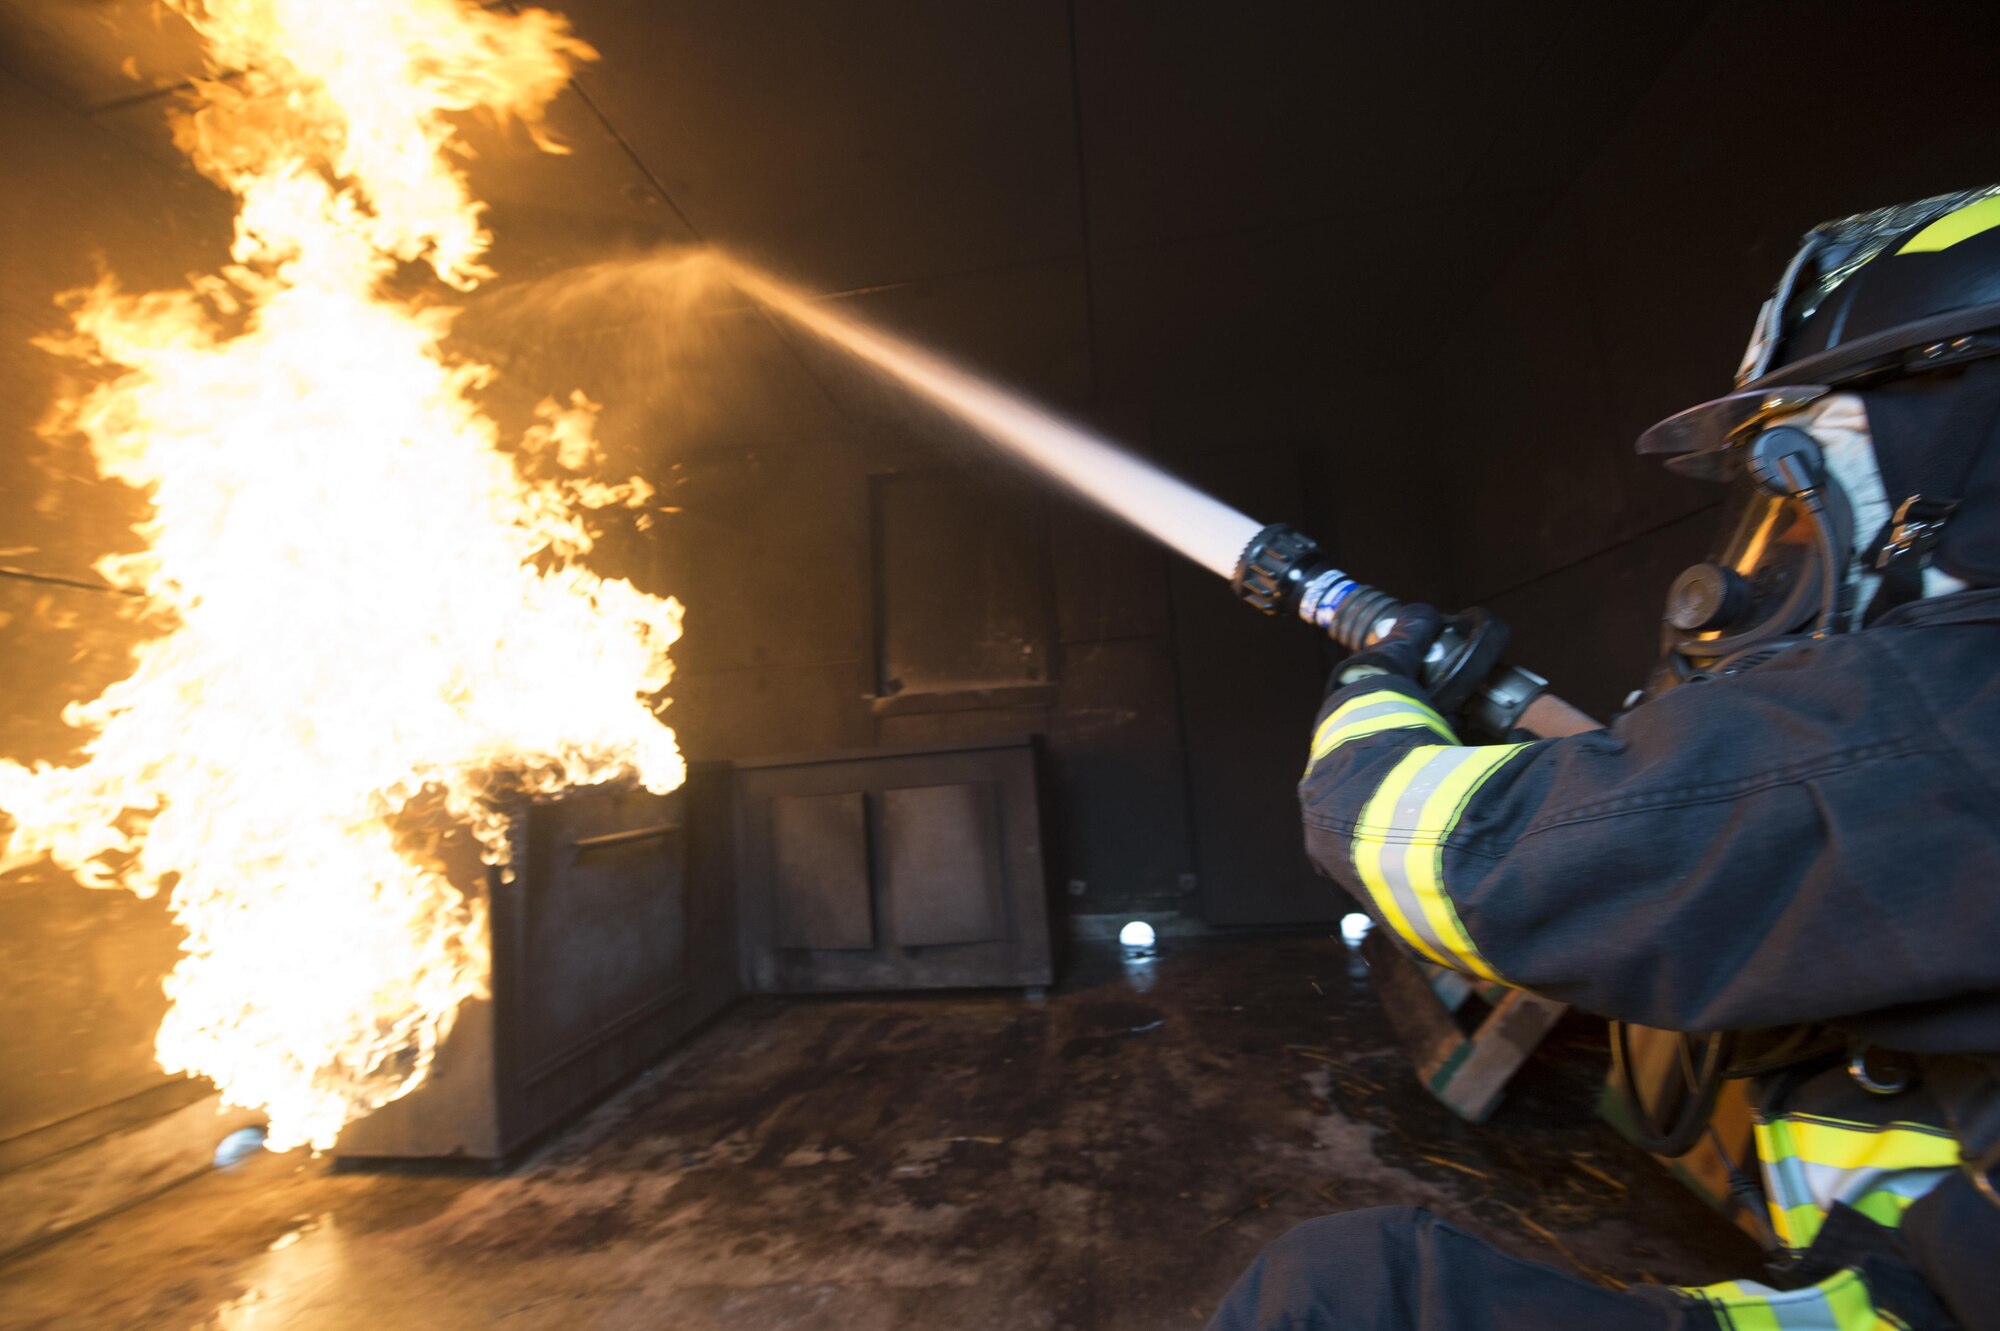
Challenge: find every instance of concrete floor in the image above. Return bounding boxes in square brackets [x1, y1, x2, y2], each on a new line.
[0, 935, 1757, 1330]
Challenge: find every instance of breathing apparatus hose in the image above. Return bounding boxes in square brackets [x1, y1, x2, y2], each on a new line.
[1747, 424, 1849, 641]
[1608, 1022, 1733, 1159]
[1609, 1024, 1785, 1251]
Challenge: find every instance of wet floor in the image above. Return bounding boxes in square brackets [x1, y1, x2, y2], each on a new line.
[0, 934, 1758, 1329]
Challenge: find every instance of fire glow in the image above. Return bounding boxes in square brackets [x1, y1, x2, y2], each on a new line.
[0, 0, 685, 1151]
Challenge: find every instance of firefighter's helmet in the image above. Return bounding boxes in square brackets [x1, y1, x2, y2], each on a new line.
[1640, 189, 2000, 680]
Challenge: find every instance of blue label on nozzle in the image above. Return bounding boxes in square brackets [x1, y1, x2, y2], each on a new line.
[1302, 571, 1356, 631]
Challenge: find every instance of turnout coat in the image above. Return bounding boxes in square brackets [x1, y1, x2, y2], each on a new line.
[1299, 588, 2000, 1330]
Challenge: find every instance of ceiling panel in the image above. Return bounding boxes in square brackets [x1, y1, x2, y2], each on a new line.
[86, 84, 696, 289]
[1575, 0, 2000, 452]
[562, 0, 1083, 293]
[1461, 0, 1710, 201]
[1087, 191, 1552, 432]
[0, 0, 204, 111]
[0, 0, 1728, 523]
[1071, 0, 1574, 253]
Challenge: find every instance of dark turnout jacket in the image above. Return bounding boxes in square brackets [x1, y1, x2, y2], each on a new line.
[1299, 589, 2000, 1330]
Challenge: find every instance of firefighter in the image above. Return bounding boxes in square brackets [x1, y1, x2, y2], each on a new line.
[1210, 189, 2000, 1331]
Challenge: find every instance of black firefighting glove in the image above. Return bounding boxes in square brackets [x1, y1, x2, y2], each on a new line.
[1335, 602, 1441, 690]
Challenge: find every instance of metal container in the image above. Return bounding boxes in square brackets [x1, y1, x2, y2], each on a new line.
[338, 767, 736, 1164]
[733, 737, 1054, 993]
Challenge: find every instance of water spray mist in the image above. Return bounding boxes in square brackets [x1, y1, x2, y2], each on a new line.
[720, 256, 1593, 740]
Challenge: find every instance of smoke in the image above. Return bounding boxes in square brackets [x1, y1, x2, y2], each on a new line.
[475, 247, 1262, 579]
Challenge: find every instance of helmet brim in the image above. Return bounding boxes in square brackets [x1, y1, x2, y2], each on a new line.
[1638, 298, 2000, 480]
[1636, 386, 1831, 479]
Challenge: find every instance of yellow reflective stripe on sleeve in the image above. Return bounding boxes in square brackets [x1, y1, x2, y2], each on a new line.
[1898, 194, 2000, 254]
[1350, 751, 1449, 968]
[1688, 1268, 1899, 1331]
[1308, 691, 1454, 763]
[1349, 742, 1527, 982]
[1754, 1114, 1959, 1252]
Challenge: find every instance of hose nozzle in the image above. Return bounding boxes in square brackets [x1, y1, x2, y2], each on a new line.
[1231, 523, 1401, 650]
[1230, 522, 1528, 725]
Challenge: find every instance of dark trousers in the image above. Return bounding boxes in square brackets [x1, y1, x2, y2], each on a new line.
[1205, 1207, 1713, 1331]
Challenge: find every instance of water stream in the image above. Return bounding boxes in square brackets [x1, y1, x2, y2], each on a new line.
[715, 257, 1262, 580]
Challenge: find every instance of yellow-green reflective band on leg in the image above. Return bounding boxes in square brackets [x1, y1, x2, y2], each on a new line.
[1689, 1269, 1897, 1331]
[1783, 1116, 1960, 1171]
[1349, 743, 1527, 982]
[1757, 1118, 1818, 1249]
[1754, 1115, 1959, 1252]
[1309, 692, 1454, 763]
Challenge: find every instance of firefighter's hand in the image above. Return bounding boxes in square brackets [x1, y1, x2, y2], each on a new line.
[1336, 603, 1442, 688]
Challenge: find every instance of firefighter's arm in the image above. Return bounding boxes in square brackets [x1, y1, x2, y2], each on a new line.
[1298, 665, 1992, 1033]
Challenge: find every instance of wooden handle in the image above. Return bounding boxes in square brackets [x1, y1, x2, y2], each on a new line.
[1517, 692, 1603, 738]
[570, 821, 681, 855]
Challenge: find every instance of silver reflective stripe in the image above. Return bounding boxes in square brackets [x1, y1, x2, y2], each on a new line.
[1705, 1280, 1856, 1331]
[1863, 1166, 1953, 1204]
[1762, 1293, 1841, 1331]
[1331, 698, 1421, 729]
[1796, 1158, 1948, 1210]
[1369, 748, 1467, 965]
[1310, 695, 1448, 760]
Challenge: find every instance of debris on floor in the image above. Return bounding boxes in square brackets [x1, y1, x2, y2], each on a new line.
[0, 936, 1758, 1330]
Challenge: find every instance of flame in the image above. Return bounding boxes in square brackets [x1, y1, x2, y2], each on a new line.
[0, 0, 685, 1151]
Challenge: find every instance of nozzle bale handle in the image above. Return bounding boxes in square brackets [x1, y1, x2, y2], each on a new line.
[1231, 522, 1544, 732]
[1234, 523, 1405, 649]
[1232, 521, 1426, 652]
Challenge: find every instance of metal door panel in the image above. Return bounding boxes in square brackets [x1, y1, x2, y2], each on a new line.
[882, 783, 1002, 946]
[770, 792, 874, 950]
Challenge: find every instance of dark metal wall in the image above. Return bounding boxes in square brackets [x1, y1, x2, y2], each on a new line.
[0, 70, 231, 1157]
[1428, 1, 2000, 719]
[539, 0, 1724, 930]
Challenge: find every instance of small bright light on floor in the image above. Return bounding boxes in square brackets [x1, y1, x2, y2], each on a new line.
[1119, 920, 1156, 951]
[213, 1125, 268, 1168]
[1339, 913, 1373, 944]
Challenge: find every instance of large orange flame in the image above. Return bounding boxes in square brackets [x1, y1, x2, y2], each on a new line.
[0, 0, 685, 1151]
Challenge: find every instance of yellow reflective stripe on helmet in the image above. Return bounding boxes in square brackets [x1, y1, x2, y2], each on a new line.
[1349, 743, 1527, 981]
[1898, 194, 2000, 254]
[1754, 1114, 1958, 1251]
[1689, 1268, 1899, 1331]
[1308, 691, 1454, 763]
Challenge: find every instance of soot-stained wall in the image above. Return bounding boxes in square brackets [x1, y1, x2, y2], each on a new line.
[13, 5, 1997, 1043]
[1426, 1, 2000, 720]
[584, 2, 1722, 932]
[0, 71, 232, 1162]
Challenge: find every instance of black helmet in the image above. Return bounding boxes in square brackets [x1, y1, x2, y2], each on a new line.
[1641, 187, 2000, 596]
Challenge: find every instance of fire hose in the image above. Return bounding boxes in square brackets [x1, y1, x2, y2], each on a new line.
[1230, 522, 1727, 1162]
